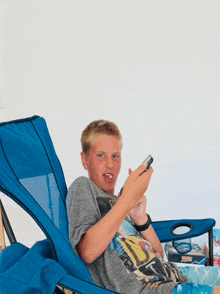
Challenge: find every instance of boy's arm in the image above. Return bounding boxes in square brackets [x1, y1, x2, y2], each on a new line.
[77, 205, 164, 264]
[132, 211, 164, 258]
[77, 195, 133, 264]
[77, 163, 153, 264]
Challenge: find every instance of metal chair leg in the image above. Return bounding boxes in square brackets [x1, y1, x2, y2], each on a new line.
[208, 228, 214, 266]
[0, 199, 17, 244]
[54, 286, 65, 294]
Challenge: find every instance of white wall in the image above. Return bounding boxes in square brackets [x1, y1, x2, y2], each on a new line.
[0, 0, 220, 247]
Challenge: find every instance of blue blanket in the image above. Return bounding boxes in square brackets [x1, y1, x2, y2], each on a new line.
[0, 240, 66, 294]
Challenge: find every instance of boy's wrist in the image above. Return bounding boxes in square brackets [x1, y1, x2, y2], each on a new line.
[134, 214, 152, 231]
[133, 214, 149, 226]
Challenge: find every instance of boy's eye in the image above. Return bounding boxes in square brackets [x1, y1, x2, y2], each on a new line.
[98, 154, 104, 158]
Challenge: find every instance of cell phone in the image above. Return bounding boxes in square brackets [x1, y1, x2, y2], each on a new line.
[119, 155, 153, 195]
[142, 155, 153, 171]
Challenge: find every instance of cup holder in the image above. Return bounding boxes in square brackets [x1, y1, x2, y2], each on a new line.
[171, 223, 193, 236]
[171, 223, 194, 254]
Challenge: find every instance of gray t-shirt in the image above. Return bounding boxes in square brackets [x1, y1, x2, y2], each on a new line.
[66, 176, 188, 294]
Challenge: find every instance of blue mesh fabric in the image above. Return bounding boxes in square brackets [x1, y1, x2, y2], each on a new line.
[20, 174, 61, 229]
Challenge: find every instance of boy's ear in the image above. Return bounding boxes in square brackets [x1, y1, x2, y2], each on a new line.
[81, 152, 89, 170]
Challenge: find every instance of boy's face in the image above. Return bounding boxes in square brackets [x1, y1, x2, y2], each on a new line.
[81, 134, 122, 194]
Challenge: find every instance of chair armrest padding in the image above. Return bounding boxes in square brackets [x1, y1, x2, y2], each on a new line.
[152, 218, 215, 243]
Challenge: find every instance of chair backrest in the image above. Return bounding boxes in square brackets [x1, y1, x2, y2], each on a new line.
[0, 116, 93, 283]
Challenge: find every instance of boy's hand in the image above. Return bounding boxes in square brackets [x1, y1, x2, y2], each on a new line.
[118, 162, 153, 212]
[119, 168, 148, 225]
[129, 195, 148, 225]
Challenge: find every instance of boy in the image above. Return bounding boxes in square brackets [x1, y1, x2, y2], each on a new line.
[66, 120, 220, 294]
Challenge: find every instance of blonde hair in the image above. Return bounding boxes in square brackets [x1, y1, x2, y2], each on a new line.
[81, 120, 122, 155]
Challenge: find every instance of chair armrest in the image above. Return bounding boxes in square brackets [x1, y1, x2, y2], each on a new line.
[152, 218, 215, 243]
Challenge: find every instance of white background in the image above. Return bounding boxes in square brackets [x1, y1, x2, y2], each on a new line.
[0, 1, 220, 247]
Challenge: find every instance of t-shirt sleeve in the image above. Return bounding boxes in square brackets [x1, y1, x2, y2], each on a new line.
[66, 178, 101, 249]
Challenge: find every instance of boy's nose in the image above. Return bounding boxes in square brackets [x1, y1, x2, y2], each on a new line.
[106, 158, 114, 169]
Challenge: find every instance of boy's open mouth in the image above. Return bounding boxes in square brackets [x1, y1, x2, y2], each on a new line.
[103, 173, 114, 180]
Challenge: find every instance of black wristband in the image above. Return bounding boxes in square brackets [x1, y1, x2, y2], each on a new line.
[134, 214, 152, 232]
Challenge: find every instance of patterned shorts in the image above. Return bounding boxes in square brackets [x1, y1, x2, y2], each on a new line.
[172, 266, 220, 294]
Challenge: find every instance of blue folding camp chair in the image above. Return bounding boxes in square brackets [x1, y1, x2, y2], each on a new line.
[0, 116, 216, 294]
